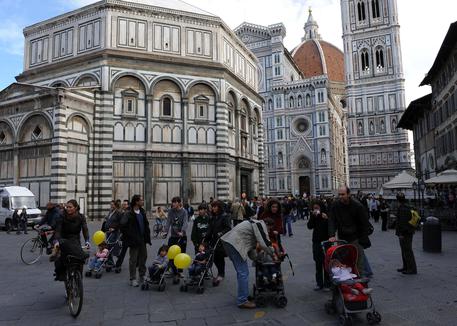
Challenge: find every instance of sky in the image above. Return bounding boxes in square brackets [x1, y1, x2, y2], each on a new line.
[0, 0, 456, 105]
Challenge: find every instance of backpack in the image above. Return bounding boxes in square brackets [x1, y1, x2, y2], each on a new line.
[409, 210, 421, 227]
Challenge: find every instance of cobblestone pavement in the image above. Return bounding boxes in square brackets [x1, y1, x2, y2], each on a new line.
[1, 220, 456, 326]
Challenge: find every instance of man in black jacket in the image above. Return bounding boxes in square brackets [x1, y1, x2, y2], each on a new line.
[328, 186, 370, 275]
[123, 195, 151, 287]
[395, 193, 417, 275]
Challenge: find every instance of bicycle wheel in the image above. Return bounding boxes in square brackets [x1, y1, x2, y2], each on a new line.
[66, 268, 83, 317]
[20, 237, 44, 265]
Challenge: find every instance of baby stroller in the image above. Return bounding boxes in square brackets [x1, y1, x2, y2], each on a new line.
[322, 240, 381, 326]
[85, 231, 122, 279]
[179, 241, 217, 294]
[141, 262, 169, 292]
[252, 238, 293, 308]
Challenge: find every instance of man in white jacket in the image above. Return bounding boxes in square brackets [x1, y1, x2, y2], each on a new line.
[221, 218, 275, 308]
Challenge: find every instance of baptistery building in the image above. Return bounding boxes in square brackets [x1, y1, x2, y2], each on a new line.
[0, 0, 264, 218]
[235, 11, 348, 196]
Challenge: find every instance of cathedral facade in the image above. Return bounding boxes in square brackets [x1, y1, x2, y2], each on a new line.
[0, 0, 264, 218]
[235, 11, 349, 197]
[341, 0, 412, 193]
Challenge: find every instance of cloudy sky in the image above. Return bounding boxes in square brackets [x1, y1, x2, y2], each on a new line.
[0, 0, 455, 105]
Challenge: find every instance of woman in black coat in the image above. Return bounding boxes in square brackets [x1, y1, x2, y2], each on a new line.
[204, 200, 231, 285]
[307, 200, 330, 290]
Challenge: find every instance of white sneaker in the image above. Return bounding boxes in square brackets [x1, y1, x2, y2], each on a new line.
[130, 279, 139, 287]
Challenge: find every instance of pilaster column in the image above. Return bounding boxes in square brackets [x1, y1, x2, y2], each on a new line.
[182, 98, 189, 146]
[50, 91, 68, 204]
[146, 95, 153, 144]
[89, 90, 114, 220]
[144, 157, 153, 211]
[215, 101, 230, 201]
[257, 122, 265, 196]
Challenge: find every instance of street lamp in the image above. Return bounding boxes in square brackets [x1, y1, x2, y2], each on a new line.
[412, 181, 417, 208]
[419, 179, 426, 217]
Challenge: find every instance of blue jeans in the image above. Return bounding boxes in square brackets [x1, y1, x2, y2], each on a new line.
[89, 258, 104, 270]
[283, 215, 293, 236]
[223, 242, 249, 305]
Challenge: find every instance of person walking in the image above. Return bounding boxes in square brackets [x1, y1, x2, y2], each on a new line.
[123, 195, 151, 286]
[205, 200, 231, 286]
[164, 196, 188, 277]
[191, 204, 210, 254]
[328, 186, 370, 275]
[114, 200, 130, 273]
[19, 207, 28, 234]
[379, 195, 389, 231]
[282, 197, 293, 237]
[221, 218, 275, 309]
[230, 199, 245, 227]
[369, 196, 380, 223]
[395, 193, 417, 275]
[258, 198, 283, 235]
[8, 209, 19, 234]
[307, 201, 331, 290]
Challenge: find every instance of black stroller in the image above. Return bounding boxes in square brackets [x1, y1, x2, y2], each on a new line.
[179, 240, 218, 294]
[141, 262, 169, 292]
[85, 231, 122, 279]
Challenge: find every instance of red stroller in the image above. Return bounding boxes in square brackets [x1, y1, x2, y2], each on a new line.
[322, 240, 381, 326]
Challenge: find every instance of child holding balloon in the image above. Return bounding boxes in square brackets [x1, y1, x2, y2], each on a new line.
[87, 242, 109, 273]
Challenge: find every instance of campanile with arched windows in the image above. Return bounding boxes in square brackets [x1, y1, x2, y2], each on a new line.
[341, 0, 412, 192]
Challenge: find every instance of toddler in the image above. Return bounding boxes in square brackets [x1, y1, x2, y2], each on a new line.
[330, 259, 372, 295]
[88, 242, 109, 272]
[188, 243, 209, 277]
[148, 245, 169, 279]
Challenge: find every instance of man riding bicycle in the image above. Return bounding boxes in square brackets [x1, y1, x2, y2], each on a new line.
[34, 202, 62, 254]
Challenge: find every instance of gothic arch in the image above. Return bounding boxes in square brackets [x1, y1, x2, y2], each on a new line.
[66, 113, 92, 134]
[50, 80, 69, 87]
[0, 119, 15, 145]
[226, 89, 239, 108]
[294, 155, 312, 170]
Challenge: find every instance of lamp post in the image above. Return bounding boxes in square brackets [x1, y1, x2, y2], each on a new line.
[419, 179, 426, 218]
[412, 181, 417, 208]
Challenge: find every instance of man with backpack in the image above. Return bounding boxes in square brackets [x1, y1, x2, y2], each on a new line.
[395, 193, 417, 275]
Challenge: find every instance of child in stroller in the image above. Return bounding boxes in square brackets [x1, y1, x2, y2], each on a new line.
[85, 242, 109, 279]
[323, 240, 381, 325]
[252, 232, 288, 308]
[141, 245, 168, 291]
[180, 242, 214, 294]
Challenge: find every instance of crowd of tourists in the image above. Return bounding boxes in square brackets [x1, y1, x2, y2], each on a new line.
[33, 186, 417, 309]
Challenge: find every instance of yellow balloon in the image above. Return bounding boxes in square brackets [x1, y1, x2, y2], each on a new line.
[174, 253, 192, 269]
[92, 231, 106, 245]
[167, 245, 181, 260]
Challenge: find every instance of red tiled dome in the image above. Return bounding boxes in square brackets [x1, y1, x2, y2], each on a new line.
[292, 39, 345, 83]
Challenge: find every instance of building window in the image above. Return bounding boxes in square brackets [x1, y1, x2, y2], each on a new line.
[357, 120, 364, 136]
[276, 117, 283, 127]
[162, 97, 173, 117]
[357, 1, 366, 21]
[289, 96, 295, 108]
[391, 118, 397, 133]
[275, 96, 282, 109]
[195, 96, 209, 120]
[375, 48, 385, 71]
[372, 0, 380, 18]
[297, 95, 303, 107]
[269, 177, 276, 190]
[318, 111, 326, 122]
[321, 149, 327, 164]
[305, 94, 311, 106]
[122, 89, 139, 115]
[0, 131, 6, 144]
[274, 66, 281, 76]
[279, 178, 285, 190]
[278, 152, 283, 165]
[32, 126, 42, 141]
[274, 53, 280, 64]
[277, 129, 283, 140]
[319, 125, 326, 136]
[228, 111, 233, 126]
[361, 50, 370, 72]
[268, 99, 273, 110]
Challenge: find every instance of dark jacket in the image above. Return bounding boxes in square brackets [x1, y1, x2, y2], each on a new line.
[205, 212, 231, 253]
[328, 199, 370, 243]
[259, 211, 283, 234]
[396, 203, 414, 236]
[39, 206, 62, 229]
[54, 212, 89, 244]
[307, 212, 329, 243]
[104, 209, 123, 231]
[191, 214, 210, 246]
[123, 208, 151, 247]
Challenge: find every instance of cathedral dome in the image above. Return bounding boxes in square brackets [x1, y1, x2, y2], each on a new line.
[291, 10, 345, 83]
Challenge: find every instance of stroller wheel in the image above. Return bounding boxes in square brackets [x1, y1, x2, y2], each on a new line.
[255, 295, 266, 307]
[172, 277, 180, 285]
[325, 301, 335, 315]
[275, 295, 287, 308]
[158, 283, 166, 292]
[339, 315, 353, 326]
[114, 267, 121, 273]
[141, 283, 147, 291]
[95, 273, 102, 279]
[106, 267, 112, 273]
[372, 311, 382, 323]
[197, 287, 204, 294]
[85, 271, 92, 277]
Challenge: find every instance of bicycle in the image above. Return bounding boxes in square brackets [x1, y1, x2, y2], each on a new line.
[64, 253, 86, 318]
[152, 218, 167, 238]
[20, 227, 54, 265]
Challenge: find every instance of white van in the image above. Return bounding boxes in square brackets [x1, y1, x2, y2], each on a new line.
[0, 186, 43, 230]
